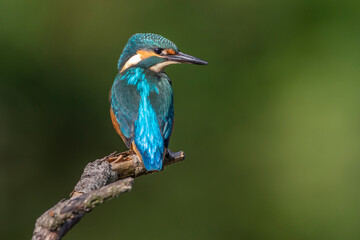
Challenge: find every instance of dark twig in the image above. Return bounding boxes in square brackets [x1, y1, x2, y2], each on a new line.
[31, 150, 185, 240]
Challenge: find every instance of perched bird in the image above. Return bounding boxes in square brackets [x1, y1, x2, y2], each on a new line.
[110, 33, 207, 171]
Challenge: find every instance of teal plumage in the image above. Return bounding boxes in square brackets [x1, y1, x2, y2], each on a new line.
[111, 68, 173, 170]
[110, 33, 207, 171]
[117, 33, 178, 70]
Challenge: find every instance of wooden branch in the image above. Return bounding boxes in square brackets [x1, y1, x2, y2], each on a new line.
[32, 150, 185, 240]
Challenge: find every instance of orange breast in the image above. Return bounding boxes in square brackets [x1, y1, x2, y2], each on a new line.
[110, 108, 129, 146]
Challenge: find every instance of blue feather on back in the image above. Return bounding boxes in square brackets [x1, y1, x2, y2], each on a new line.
[111, 68, 173, 171]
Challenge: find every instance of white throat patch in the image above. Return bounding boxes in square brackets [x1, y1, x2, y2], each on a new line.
[149, 61, 180, 72]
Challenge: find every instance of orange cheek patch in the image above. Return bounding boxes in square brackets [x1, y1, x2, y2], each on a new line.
[137, 50, 158, 59]
[165, 49, 176, 55]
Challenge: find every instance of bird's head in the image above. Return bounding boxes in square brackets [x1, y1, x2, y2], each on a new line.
[117, 33, 207, 73]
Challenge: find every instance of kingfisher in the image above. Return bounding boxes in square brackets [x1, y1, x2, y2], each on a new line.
[110, 33, 207, 171]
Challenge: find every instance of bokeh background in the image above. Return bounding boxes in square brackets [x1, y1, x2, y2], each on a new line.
[1, 0, 360, 239]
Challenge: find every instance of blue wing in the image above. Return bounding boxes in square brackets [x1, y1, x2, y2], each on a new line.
[111, 73, 140, 147]
[160, 99, 173, 148]
[149, 74, 174, 148]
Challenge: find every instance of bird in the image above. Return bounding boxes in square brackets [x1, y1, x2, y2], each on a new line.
[110, 33, 207, 171]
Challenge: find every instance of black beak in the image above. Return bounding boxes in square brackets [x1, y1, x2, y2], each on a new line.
[166, 52, 208, 65]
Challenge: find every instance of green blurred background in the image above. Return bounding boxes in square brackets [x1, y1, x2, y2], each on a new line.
[1, 0, 360, 239]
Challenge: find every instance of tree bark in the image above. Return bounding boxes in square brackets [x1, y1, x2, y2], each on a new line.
[31, 150, 185, 240]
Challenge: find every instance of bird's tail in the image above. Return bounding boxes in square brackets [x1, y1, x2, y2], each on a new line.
[132, 141, 165, 171]
[133, 102, 165, 171]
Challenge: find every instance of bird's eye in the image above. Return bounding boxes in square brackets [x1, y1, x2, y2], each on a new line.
[154, 48, 163, 55]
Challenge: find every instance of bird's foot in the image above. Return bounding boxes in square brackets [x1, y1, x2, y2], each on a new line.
[165, 149, 185, 163]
